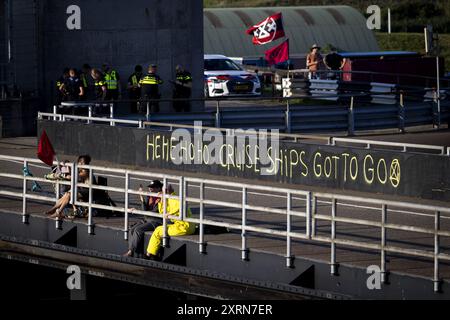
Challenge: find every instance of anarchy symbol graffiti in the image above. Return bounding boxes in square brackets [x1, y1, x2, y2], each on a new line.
[389, 159, 401, 188]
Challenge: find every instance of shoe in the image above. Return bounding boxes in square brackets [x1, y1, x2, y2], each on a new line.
[145, 254, 160, 261]
[123, 250, 133, 257]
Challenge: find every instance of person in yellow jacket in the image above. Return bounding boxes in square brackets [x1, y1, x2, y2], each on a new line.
[146, 186, 196, 260]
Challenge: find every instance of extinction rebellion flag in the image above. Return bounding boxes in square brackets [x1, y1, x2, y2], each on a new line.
[246, 12, 285, 45]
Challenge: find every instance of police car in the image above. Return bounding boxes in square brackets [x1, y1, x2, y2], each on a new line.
[204, 54, 261, 97]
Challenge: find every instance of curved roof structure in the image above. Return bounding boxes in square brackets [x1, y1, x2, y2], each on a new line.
[204, 6, 379, 57]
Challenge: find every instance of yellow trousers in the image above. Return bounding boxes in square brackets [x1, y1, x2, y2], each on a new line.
[146, 221, 196, 256]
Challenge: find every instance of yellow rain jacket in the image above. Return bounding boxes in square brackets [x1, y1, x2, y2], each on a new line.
[147, 193, 196, 255]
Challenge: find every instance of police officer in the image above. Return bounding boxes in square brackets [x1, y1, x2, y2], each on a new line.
[91, 68, 107, 101]
[102, 62, 121, 101]
[80, 64, 92, 100]
[127, 65, 143, 113]
[139, 64, 163, 113]
[172, 65, 192, 112]
[56, 68, 70, 105]
[62, 68, 84, 102]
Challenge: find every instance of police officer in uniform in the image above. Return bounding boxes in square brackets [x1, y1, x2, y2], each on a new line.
[102, 63, 121, 101]
[56, 68, 70, 105]
[139, 64, 163, 113]
[127, 65, 143, 113]
[91, 68, 108, 115]
[62, 68, 84, 102]
[172, 65, 192, 112]
[80, 64, 92, 100]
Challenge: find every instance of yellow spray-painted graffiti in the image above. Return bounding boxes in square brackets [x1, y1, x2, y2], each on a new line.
[146, 134, 401, 188]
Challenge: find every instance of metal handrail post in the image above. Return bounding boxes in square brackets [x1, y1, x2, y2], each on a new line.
[434, 210, 441, 292]
[22, 160, 29, 224]
[285, 102, 291, 133]
[436, 56, 441, 129]
[53, 105, 57, 121]
[199, 182, 206, 254]
[381, 204, 388, 283]
[109, 103, 114, 123]
[306, 192, 312, 238]
[241, 186, 249, 261]
[123, 172, 129, 240]
[55, 175, 61, 228]
[215, 101, 221, 128]
[347, 97, 355, 136]
[330, 198, 338, 275]
[162, 177, 169, 248]
[87, 105, 92, 124]
[87, 168, 94, 235]
[179, 176, 184, 221]
[433, 91, 441, 130]
[286, 192, 294, 268]
[398, 93, 405, 133]
[311, 195, 317, 238]
[70, 162, 77, 205]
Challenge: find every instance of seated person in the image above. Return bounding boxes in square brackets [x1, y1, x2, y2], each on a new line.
[145, 184, 196, 260]
[123, 180, 164, 257]
[45, 159, 72, 195]
[45, 155, 92, 219]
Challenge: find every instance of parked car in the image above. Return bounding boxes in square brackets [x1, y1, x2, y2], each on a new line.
[204, 54, 261, 97]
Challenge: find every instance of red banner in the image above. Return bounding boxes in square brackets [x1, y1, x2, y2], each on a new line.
[265, 39, 289, 65]
[37, 130, 56, 166]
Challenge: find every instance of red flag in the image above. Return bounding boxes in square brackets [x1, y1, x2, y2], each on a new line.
[265, 39, 289, 66]
[246, 12, 285, 45]
[37, 130, 56, 166]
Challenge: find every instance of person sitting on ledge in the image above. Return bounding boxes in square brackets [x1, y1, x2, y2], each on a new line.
[145, 184, 196, 260]
[45, 155, 93, 219]
[123, 180, 163, 258]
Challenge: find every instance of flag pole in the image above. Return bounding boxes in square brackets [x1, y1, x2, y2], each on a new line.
[55, 155, 61, 173]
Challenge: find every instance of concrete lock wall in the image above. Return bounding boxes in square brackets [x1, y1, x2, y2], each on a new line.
[0, 0, 6, 65]
[38, 120, 450, 202]
[0, 98, 42, 137]
[6, 0, 204, 111]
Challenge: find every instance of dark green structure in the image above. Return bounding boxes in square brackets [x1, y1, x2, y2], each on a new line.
[204, 6, 379, 57]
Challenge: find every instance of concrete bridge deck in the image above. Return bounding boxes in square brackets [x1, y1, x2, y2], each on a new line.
[0, 133, 450, 299]
[0, 131, 450, 279]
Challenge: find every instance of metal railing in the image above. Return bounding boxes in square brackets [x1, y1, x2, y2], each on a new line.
[56, 102, 115, 123]
[281, 68, 450, 88]
[1, 154, 450, 292]
[331, 137, 448, 155]
[38, 112, 449, 156]
[41, 88, 449, 135]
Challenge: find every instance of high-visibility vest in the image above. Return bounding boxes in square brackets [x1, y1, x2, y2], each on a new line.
[139, 74, 163, 86]
[176, 71, 192, 84]
[95, 79, 106, 87]
[131, 73, 140, 86]
[104, 70, 119, 90]
[80, 73, 88, 88]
